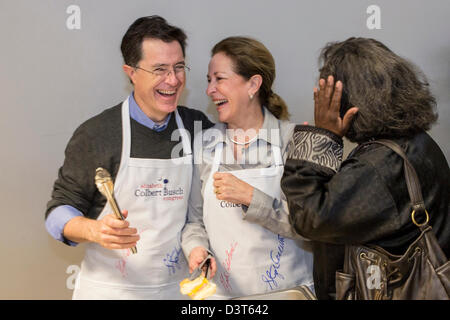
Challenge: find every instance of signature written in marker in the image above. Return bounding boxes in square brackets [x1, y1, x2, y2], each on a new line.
[261, 234, 285, 290]
[220, 241, 237, 292]
[115, 258, 128, 278]
[164, 245, 183, 275]
[115, 246, 133, 278]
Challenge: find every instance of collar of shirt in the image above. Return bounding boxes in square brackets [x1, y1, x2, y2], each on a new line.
[202, 106, 281, 150]
[128, 92, 171, 132]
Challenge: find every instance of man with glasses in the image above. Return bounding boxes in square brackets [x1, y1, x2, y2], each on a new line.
[45, 16, 213, 299]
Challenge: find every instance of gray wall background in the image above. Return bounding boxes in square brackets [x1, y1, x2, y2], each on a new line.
[0, 0, 448, 299]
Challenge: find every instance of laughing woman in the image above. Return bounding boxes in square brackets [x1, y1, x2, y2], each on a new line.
[181, 36, 314, 299]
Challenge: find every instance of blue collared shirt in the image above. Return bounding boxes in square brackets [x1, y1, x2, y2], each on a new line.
[45, 93, 171, 246]
[129, 92, 171, 131]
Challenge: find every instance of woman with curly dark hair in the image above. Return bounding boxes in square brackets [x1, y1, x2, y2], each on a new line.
[281, 37, 449, 300]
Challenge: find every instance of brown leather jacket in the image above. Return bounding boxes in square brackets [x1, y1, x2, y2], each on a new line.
[281, 126, 450, 300]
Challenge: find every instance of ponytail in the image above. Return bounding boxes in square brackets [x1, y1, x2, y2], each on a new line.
[266, 92, 290, 120]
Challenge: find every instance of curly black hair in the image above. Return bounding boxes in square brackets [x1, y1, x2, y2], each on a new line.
[319, 37, 438, 143]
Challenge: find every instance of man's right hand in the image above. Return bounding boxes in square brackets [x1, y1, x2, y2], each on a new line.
[91, 210, 140, 250]
[63, 210, 140, 250]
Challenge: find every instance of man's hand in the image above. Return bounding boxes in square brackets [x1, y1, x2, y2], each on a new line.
[314, 75, 358, 137]
[188, 246, 217, 278]
[213, 172, 254, 206]
[63, 210, 140, 250]
[91, 210, 140, 250]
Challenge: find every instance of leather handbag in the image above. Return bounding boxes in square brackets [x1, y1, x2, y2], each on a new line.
[335, 139, 450, 300]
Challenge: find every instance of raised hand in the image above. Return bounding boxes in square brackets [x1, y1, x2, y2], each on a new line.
[314, 75, 358, 137]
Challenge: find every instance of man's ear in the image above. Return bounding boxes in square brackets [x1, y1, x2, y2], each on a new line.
[122, 64, 136, 84]
[248, 74, 263, 97]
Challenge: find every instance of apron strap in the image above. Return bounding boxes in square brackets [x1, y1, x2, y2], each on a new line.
[174, 109, 192, 156]
[211, 142, 224, 173]
[122, 98, 192, 157]
[116, 98, 132, 189]
[117, 98, 192, 185]
[272, 144, 283, 166]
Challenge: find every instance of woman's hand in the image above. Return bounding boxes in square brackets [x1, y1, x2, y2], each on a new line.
[314, 75, 358, 137]
[188, 246, 217, 278]
[213, 172, 254, 206]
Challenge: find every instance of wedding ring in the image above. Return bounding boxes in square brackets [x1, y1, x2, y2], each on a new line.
[214, 188, 220, 194]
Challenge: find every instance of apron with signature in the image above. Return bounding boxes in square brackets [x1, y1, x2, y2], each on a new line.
[203, 136, 314, 299]
[73, 98, 191, 299]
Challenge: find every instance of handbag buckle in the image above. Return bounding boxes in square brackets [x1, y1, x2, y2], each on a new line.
[411, 209, 429, 227]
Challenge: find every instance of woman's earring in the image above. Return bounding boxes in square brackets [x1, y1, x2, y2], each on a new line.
[249, 93, 254, 100]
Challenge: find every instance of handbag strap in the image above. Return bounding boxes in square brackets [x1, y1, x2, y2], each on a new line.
[361, 139, 429, 228]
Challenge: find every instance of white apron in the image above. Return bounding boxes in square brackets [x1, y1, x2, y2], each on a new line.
[203, 137, 314, 299]
[73, 98, 191, 299]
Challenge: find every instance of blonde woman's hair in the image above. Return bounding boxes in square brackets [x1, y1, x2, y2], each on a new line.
[212, 36, 289, 120]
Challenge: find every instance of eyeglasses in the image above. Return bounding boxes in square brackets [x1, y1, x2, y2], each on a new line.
[132, 64, 190, 78]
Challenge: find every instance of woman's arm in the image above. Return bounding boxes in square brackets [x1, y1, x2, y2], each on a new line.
[181, 155, 216, 276]
[242, 188, 306, 240]
[281, 125, 401, 244]
[212, 171, 305, 240]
